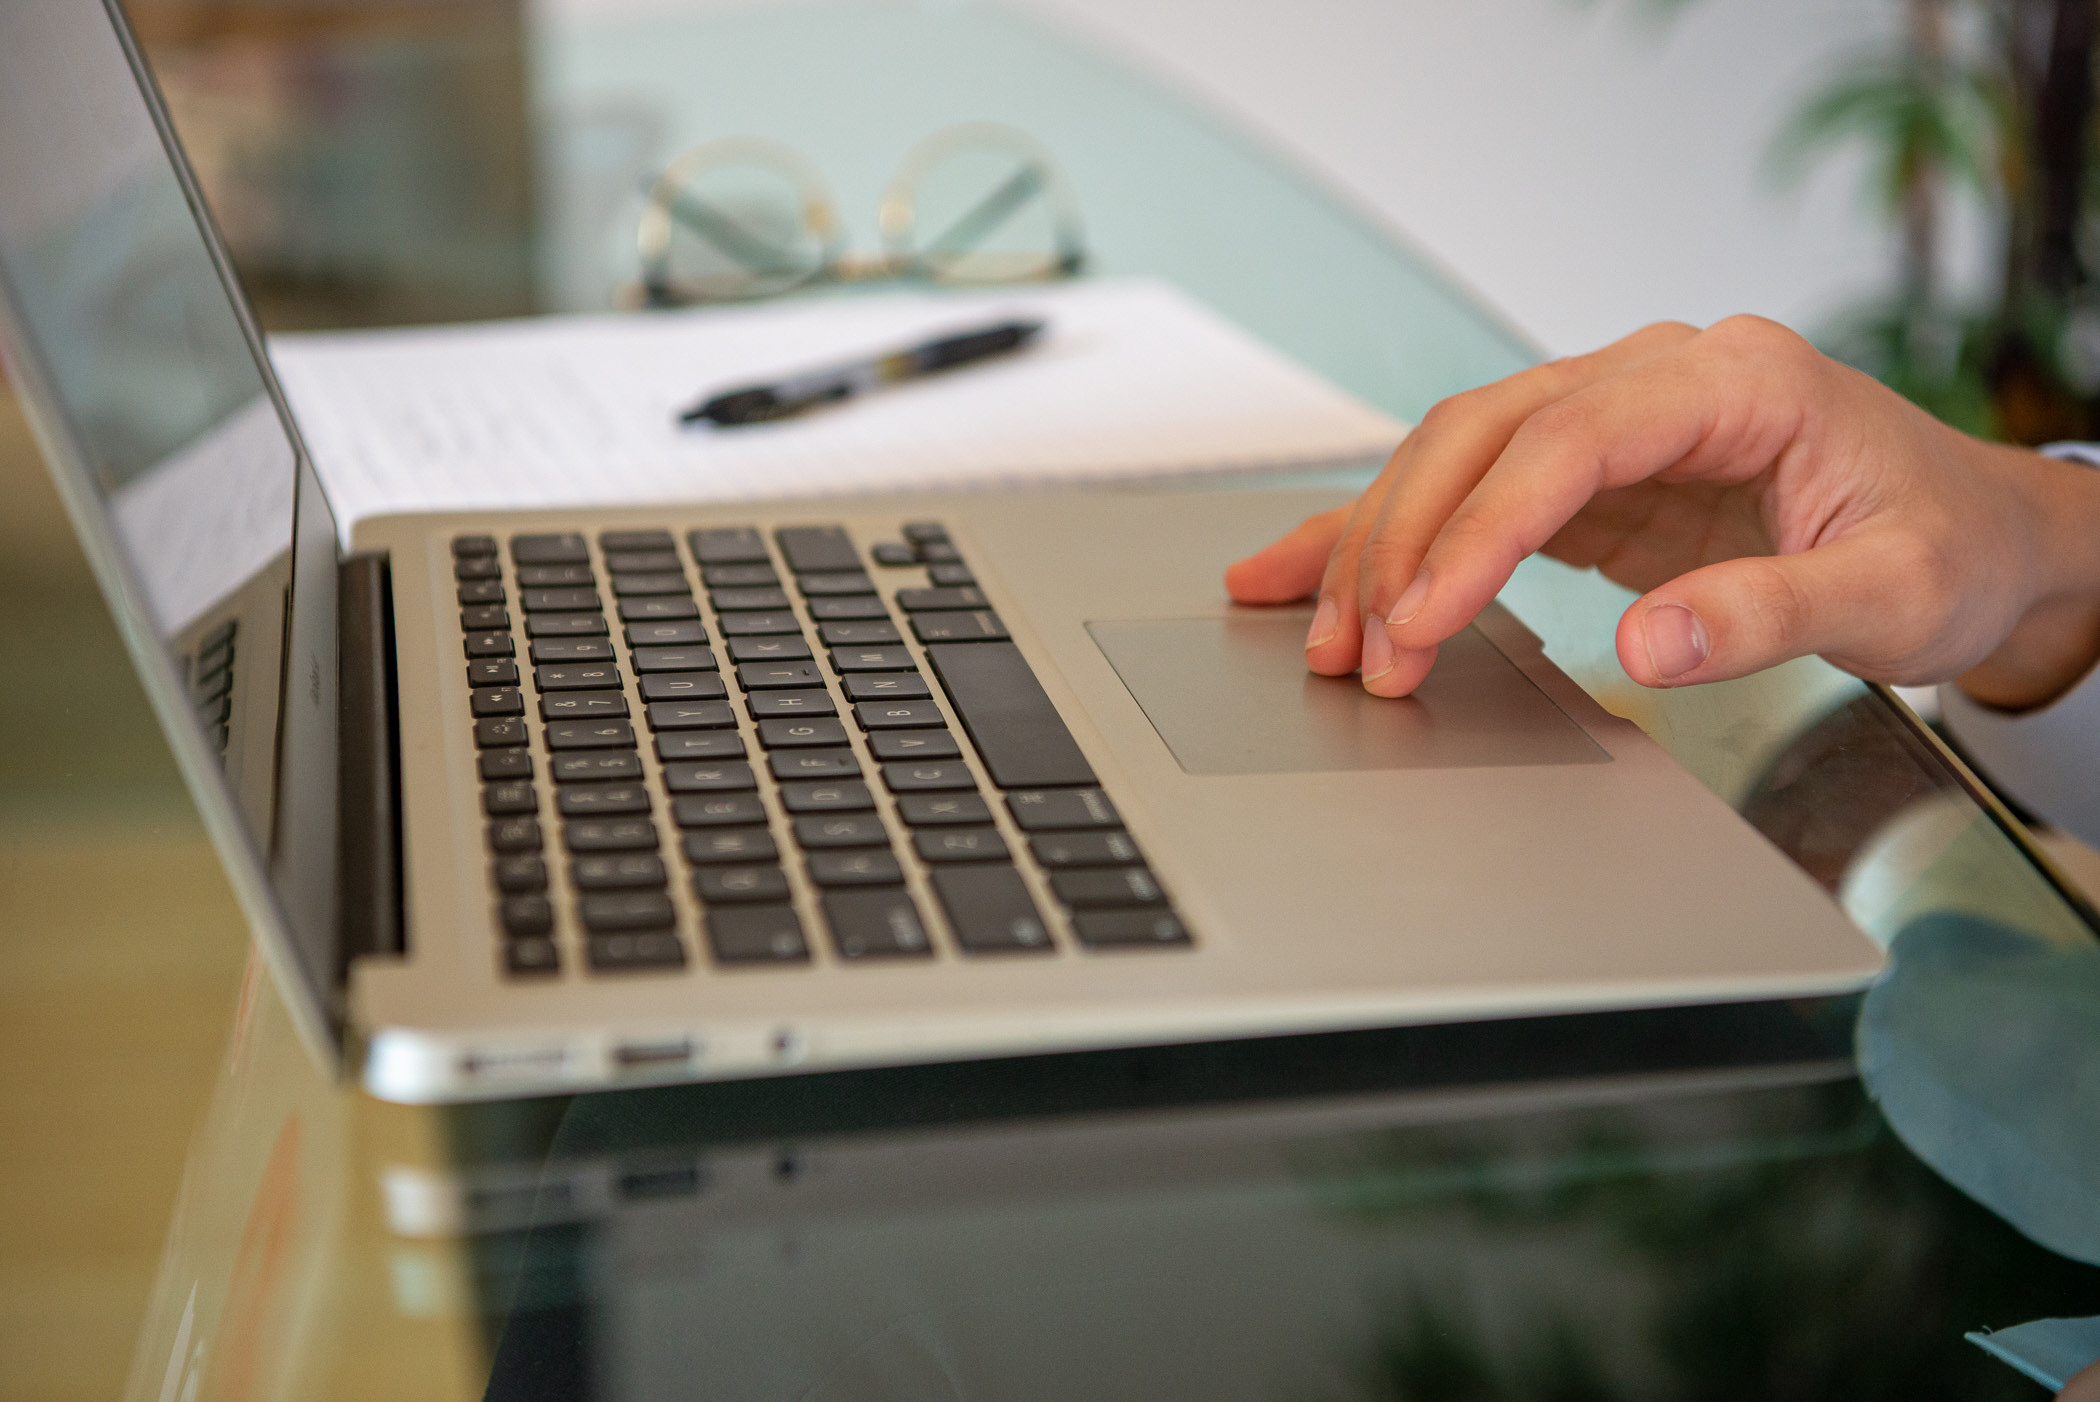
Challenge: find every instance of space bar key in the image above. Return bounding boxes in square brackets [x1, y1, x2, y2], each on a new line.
[924, 642, 1098, 789]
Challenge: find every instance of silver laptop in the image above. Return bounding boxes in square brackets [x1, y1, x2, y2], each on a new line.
[0, 0, 1881, 1104]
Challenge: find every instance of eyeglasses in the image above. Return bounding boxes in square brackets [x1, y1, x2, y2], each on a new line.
[635, 123, 1088, 307]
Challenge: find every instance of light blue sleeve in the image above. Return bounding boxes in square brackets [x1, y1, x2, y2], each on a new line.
[1937, 443, 2100, 848]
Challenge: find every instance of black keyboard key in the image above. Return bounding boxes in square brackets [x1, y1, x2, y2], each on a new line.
[684, 828, 778, 864]
[565, 818, 658, 852]
[769, 749, 861, 781]
[454, 555, 502, 580]
[820, 619, 902, 646]
[662, 761, 757, 792]
[1051, 868, 1166, 907]
[757, 717, 849, 749]
[871, 542, 916, 567]
[545, 720, 637, 750]
[453, 533, 498, 558]
[572, 853, 667, 890]
[780, 779, 873, 813]
[931, 866, 1052, 952]
[809, 596, 890, 621]
[829, 645, 915, 672]
[587, 931, 686, 971]
[475, 717, 530, 748]
[558, 784, 651, 817]
[516, 564, 595, 588]
[869, 729, 961, 761]
[728, 636, 811, 663]
[823, 888, 933, 959]
[896, 792, 993, 826]
[513, 532, 589, 564]
[775, 525, 859, 573]
[747, 690, 837, 718]
[896, 586, 987, 612]
[527, 613, 608, 638]
[918, 541, 962, 565]
[737, 660, 823, 690]
[793, 813, 891, 848]
[484, 781, 538, 815]
[915, 827, 1008, 863]
[639, 672, 728, 702]
[710, 586, 792, 612]
[929, 563, 977, 587]
[505, 937, 560, 975]
[689, 526, 769, 565]
[882, 761, 976, 792]
[925, 642, 1095, 789]
[656, 731, 747, 761]
[535, 663, 624, 691]
[808, 850, 903, 887]
[553, 752, 642, 784]
[488, 817, 543, 852]
[604, 549, 681, 574]
[522, 587, 599, 612]
[903, 521, 947, 544]
[717, 610, 802, 636]
[694, 867, 791, 905]
[673, 793, 768, 827]
[458, 579, 506, 605]
[620, 596, 701, 622]
[1028, 830, 1143, 867]
[471, 687, 525, 717]
[601, 528, 675, 553]
[853, 700, 945, 729]
[706, 904, 808, 962]
[614, 572, 694, 597]
[1006, 788, 1119, 831]
[626, 620, 709, 647]
[480, 750, 534, 781]
[1072, 911, 1192, 948]
[531, 637, 614, 663]
[797, 571, 874, 596]
[647, 700, 736, 730]
[632, 645, 716, 673]
[541, 692, 629, 721]
[493, 855, 548, 892]
[841, 672, 930, 701]
[500, 894, 554, 937]
[468, 659, 519, 687]
[702, 562, 779, 588]
[912, 611, 1008, 644]
[465, 631, 516, 659]
[579, 891, 676, 933]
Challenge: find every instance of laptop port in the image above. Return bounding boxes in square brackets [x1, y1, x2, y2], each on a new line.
[612, 1038, 694, 1072]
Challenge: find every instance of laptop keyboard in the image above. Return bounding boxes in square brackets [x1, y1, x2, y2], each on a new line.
[451, 522, 1191, 978]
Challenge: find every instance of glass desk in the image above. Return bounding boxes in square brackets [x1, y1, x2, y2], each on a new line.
[2, 4, 2097, 1398]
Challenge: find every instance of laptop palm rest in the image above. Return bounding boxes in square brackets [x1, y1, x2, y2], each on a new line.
[1086, 611, 1606, 774]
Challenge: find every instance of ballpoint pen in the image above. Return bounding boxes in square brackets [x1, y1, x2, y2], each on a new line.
[677, 317, 1046, 427]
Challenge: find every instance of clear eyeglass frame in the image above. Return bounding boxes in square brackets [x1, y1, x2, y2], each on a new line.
[634, 123, 1088, 307]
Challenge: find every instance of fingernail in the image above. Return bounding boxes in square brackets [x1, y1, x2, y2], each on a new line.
[1389, 569, 1431, 626]
[1305, 596, 1339, 650]
[1360, 615, 1394, 681]
[1642, 603, 1709, 682]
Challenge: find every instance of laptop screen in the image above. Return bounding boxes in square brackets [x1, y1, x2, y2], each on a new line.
[0, 1, 343, 1027]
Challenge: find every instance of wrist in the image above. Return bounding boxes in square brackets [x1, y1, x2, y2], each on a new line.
[1957, 441, 2100, 711]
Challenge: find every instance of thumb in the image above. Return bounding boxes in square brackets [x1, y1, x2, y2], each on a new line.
[1614, 539, 1895, 687]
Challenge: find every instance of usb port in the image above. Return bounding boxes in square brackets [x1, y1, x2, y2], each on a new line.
[612, 1039, 693, 1072]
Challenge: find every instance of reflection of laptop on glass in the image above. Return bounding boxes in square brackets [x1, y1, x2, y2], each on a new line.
[0, 0, 1880, 1104]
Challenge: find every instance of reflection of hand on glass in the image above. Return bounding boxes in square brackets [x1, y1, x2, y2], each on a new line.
[1225, 318, 2100, 709]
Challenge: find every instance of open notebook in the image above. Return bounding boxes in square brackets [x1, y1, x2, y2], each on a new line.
[266, 278, 1406, 536]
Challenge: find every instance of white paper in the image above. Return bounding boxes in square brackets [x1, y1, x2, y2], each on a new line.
[266, 279, 1405, 540]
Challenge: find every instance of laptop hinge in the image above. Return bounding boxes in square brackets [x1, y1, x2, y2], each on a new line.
[338, 551, 405, 967]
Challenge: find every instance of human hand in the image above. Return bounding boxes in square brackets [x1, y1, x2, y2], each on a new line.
[1224, 318, 2100, 711]
[2061, 1359, 2100, 1401]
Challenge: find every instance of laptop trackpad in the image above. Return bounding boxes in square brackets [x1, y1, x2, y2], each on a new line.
[1086, 612, 1605, 774]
